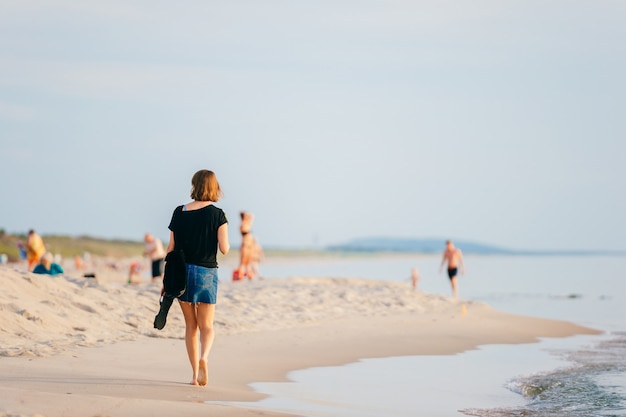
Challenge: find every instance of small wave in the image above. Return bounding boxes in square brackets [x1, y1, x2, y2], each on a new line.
[461, 334, 626, 416]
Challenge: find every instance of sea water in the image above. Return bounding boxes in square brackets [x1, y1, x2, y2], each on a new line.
[220, 255, 626, 416]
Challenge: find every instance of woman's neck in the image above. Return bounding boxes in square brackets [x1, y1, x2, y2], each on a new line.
[185, 200, 212, 211]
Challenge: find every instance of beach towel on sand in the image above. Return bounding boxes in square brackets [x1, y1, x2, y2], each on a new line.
[153, 249, 186, 330]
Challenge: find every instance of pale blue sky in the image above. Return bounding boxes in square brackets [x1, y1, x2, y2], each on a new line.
[1, 1, 624, 251]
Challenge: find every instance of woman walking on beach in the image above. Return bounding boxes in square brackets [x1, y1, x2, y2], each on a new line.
[166, 169, 230, 386]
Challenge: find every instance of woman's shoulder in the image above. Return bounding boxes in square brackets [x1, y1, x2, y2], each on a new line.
[172, 205, 185, 214]
[207, 205, 227, 216]
[207, 205, 228, 222]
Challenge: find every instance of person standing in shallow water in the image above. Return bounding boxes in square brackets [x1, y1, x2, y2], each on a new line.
[439, 240, 465, 298]
[166, 169, 230, 386]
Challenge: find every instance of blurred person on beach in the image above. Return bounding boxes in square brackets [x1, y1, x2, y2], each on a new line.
[128, 261, 143, 284]
[166, 169, 230, 386]
[249, 235, 264, 280]
[26, 229, 46, 271]
[82, 251, 92, 266]
[74, 255, 83, 270]
[32, 252, 64, 276]
[143, 233, 166, 283]
[439, 240, 465, 298]
[16, 241, 27, 261]
[410, 267, 419, 290]
[235, 211, 256, 280]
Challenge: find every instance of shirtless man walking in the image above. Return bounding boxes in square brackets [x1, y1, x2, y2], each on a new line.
[439, 240, 465, 298]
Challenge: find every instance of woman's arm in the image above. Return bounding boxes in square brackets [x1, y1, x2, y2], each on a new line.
[218, 223, 230, 255]
[166, 231, 175, 253]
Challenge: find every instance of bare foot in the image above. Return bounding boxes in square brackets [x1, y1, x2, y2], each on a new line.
[190, 380, 199, 386]
[198, 359, 208, 386]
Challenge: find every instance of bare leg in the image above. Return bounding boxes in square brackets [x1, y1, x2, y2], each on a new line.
[450, 277, 458, 299]
[180, 302, 200, 385]
[238, 249, 251, 279]
[245, 261, 254, 280]
[238, 234, 254, 279]
[196, 303, 215, 386]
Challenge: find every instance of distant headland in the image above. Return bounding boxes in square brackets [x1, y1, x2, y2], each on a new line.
[326, 237, 626, 256]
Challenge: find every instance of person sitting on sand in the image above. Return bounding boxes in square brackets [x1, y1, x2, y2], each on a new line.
[439, 240, 465, 298]
[128, 261, 143, 284]
[32, 252, 64, 276]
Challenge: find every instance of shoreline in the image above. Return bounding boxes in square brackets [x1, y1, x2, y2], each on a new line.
[0, 265, 601, 416]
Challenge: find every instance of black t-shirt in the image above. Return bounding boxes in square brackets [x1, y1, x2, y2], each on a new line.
[168, 204, 228, 268]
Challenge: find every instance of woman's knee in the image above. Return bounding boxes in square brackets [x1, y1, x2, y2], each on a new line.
[198, 321, 214, 334]
[185, 325, 199, 335]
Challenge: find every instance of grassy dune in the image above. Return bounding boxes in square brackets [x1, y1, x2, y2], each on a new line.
[0, 233, 144, 262]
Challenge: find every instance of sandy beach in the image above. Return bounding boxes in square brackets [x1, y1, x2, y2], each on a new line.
[0, 262, 600, 417]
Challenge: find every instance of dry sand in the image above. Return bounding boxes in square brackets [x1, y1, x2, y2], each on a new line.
[0, 262, 600, 417]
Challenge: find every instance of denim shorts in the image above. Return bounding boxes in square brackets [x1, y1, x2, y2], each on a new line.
[178, 264, 218, 304]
